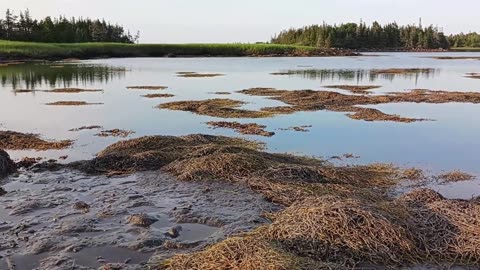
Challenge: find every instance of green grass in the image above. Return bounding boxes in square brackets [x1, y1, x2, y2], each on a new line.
[0, 40, 326, 59]
[450, 47, 480, 52]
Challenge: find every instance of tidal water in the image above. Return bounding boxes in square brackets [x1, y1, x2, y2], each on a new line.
[1, 52, 479, 177]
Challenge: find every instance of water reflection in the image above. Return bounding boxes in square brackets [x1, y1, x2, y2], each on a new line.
[0, 63, 127, 89]
[273, 68, 438, 83]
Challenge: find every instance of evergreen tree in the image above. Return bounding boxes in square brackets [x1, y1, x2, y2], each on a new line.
[0, 9, 134, 43]
[271, 21, 451, 49]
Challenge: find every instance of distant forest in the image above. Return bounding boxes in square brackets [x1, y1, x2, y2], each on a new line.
[0, 9, 137, 43]
[271, 22, 480, 49]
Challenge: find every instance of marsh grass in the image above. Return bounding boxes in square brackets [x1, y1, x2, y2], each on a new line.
[0, 40, 340, 60]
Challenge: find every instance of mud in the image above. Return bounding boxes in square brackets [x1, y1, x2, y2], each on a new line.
[69, 125, 103, 132]
[324, 85, 381, 94]
[0, 130, 73, 151]
[127, 86, 168, 90]
[206, 121, 275, 137]
[176, 72, 224, 78]
[142, 94, 175, 98]
[45, 101, 103, 106]
[95, 129, 136, 138]
[0, 169, 275, 269]
[158, 99, 273, 118]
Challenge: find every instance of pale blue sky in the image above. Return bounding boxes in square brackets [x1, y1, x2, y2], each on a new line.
[2, 0, 479, 43]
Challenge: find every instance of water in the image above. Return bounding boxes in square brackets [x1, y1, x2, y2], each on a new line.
[0, 53, 479, 178]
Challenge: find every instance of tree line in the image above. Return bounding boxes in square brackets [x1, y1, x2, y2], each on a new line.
[0, 9, 137, 43]
[448, 32, 480, 48]
[271, 22, 455, 49]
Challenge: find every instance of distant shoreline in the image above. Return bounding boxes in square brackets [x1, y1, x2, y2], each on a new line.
[0, 40, 359, 61]
[0, 41, 477, 62]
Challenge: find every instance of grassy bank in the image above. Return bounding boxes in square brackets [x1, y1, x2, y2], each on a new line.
[0, 40, 354, 60]
[450, 47, 480, 52]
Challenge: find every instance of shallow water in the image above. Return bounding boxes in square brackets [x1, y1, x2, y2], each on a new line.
[0, 53, 479, 191]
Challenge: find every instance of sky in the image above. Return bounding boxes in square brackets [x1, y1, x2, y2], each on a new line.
[2, 0, 479, 43]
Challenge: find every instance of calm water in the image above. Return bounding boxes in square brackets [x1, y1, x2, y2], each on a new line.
[1, 53, 479, 181]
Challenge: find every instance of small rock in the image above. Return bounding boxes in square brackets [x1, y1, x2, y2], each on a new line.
[127, 213, 158, 227]
[16, 157, 38, 169]
[165, 225, 182, 238]
[72, 201, 90, 212]
[0, 149, 16, 178]
[0, 187, 6, 196]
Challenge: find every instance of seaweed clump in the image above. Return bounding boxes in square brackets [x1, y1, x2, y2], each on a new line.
[207, 121, 275, 137]
[238, 88, 480, 123]
[45, 101, 103, 106]
[176, 72, 224, 78]
[162, 236, 323, 270]
[95, 129, 135, 138]
[324, 85, 381, 94]
[127, 86, 168, 90]
[436, 170, 475, 183]
[278, 125, 312, 132]
[142, 94, 174, 98]
[164, 189, 480, 269]
[69, 125, 103, 132]
[465, 73, 480, 79]
[0, 130, 73, 150]
[158, 99, 273, 118]
[48, 88, 103, 93]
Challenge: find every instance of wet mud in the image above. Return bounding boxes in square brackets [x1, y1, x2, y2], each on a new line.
[0, 168, 275, 269]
